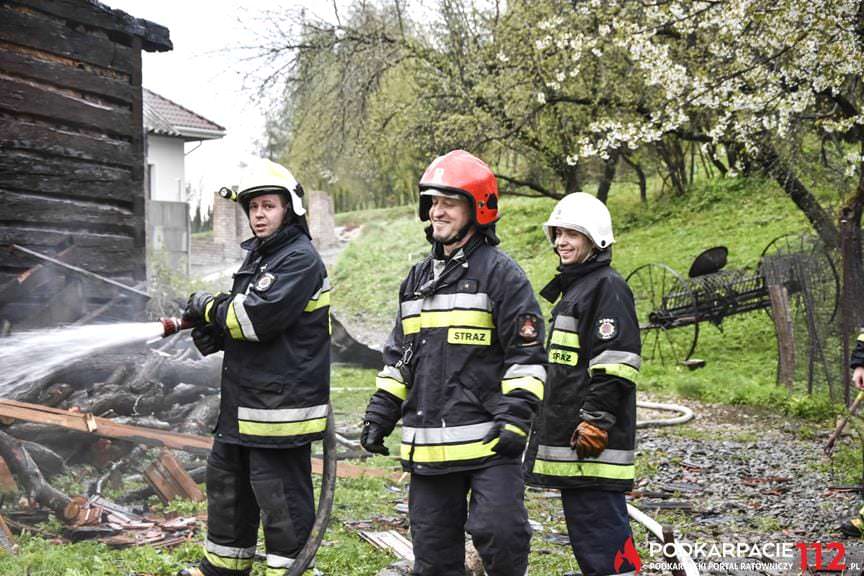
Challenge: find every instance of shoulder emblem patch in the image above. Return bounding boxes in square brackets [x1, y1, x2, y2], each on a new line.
[518, 314, 539, 342]
[254, 272, 276, 292]
[596, 317, 618, 340]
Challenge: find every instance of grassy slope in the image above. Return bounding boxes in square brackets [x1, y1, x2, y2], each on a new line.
[4, 175, 847, 575]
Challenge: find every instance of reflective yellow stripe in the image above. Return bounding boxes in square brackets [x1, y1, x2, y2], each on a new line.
[204, 550, 254, 571]
[402, 310, 494, 335]
[590, 363, 640, 384]
[549, 348, 579, 366]
[858, 333, 864, 343]
[447, 327, 492, 345]
[504, 423, 527, 437]
[225, 300, 245, 340]
[502, 376, 544, 400]
[305, 290, 331, 312]
[204, 299, 215, 323]
[401, 439, 497, 462]
[238, 417, 327, 437]
[532, 459, 635, 480]
[550, 330, 580, 348]
[376, 376, 407, 401]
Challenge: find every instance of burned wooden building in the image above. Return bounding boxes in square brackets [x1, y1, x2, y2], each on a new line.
[0, 0, 171, 330]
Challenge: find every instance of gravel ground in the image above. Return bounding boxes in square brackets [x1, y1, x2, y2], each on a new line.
[633, 395, 862, 575]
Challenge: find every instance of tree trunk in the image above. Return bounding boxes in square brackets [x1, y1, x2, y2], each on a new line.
[655, 137, 688, 196]
[561, 163, 583, 194]
[755, 141, 840, 249]
[596, 151, 620, 204]
[622, 153, 647, 203]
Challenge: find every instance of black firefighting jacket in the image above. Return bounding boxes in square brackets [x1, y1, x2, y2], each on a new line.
[364, 235, 547, 475]
[852, 329, 864, 369]
[524, 253, 640, 492]
[206, 224, 330, 448]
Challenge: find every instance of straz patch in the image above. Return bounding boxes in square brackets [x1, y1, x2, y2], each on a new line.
[596, 317, 618, 340]
[447, 328, 491, 346]
[254, 272, 276, 292]
[518, 314, 539, 343]
[549, 348, 579, 366]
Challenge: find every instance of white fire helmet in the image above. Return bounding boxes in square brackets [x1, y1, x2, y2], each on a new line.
[543, 192, 615, 249]
[237, 158, 306, 216]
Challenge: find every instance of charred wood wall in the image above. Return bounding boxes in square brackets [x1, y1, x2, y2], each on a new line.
[0, 0, 170, 327]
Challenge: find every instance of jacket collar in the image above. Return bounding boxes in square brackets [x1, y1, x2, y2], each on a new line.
[540, 250, 612, 303]
[240, 224, 304, 256]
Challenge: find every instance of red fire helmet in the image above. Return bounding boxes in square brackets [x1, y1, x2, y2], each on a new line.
[418, 150, 500, 226]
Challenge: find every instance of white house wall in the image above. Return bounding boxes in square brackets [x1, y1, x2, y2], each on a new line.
[146, 134, 185, 202]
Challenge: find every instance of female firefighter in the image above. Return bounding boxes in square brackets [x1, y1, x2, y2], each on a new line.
[524, 192, 642, 576]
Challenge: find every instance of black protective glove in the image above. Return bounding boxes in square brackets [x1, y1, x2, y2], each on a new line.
[182, 291, 215, 327]
[192, 326, 223, 356]
[360, 420, 390, 455]
[482, 421, 528, 458]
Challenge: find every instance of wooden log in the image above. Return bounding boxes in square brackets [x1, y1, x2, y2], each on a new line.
[0, 4, 136, 73]
[0, 77, 133, 138]
[0, 50, 135, 105]
[0, 155, 136, 205]
[18, 440, 64, 478]
[177, 395, 219, 436]
[0, 116, 135, 167]
[0, 511, 16, 555]
[0, 429, 76, 522]
[143, 450, 204, 504]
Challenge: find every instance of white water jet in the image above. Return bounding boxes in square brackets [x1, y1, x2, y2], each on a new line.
[0, 322, 167, 398]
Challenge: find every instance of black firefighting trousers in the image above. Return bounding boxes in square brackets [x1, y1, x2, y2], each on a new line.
[562, 489, 639, 576]
[198, 441, 315, 576]
[409, 463, 532, 576]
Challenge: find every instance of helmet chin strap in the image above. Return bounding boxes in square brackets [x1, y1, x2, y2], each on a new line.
[439, 222, 474, 246]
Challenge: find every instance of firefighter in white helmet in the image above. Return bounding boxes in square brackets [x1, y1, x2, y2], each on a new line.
[524, 192, 642, 576]
[179, 158, 330, 576]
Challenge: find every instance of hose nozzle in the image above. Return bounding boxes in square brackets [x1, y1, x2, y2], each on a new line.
[160, 316, 194, 338]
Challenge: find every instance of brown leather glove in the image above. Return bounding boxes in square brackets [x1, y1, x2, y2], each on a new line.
[570, 421, 608, 459]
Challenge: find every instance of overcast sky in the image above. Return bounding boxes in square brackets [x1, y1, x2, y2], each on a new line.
[103, 1, 343, 211]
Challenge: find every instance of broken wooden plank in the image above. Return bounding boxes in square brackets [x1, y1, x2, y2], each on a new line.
[0, 399, 403, 481]
[143, 450, 204, 505]
[0, 512, 16, 555]
[359, 530, 414, 563]
[0, 400, 210, 455]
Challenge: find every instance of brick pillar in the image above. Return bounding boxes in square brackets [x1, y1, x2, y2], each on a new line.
[307, 189, 338, 251]
[211, 189, 243, 259]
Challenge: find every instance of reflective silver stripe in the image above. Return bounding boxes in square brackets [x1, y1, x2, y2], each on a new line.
[422, 292, 490, 311]
[238, 404, 329, 422]
[309, 276, 332, 301]
[378, 365, 404, 383]
[266, 553, 296, 568]
[232, 294, 260, 342]
[536, 445, 635, 464]
[555, 315, 578, 331]
[590, 350, 641, 370]
[401, 299, 423, 318]
[402, 421, 495, 445]
[503, 363, 546, 382]
[400, 293, 491, 318]
[205, 539, 256, 558]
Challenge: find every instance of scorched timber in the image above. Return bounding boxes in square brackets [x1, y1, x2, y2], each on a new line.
[0, 400, 402, 481]
[0, 400, 211, 455]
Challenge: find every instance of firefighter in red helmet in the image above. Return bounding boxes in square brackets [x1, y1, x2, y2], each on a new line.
[362, 150, 547, 575]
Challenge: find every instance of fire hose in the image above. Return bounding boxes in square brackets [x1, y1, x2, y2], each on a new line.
[160, 317, 338, 575]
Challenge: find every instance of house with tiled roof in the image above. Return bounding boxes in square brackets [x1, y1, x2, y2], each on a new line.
[143, 88, 225, 202]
